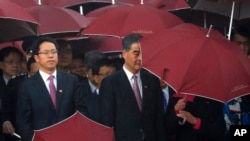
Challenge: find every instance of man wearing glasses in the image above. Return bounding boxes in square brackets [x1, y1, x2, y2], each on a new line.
[16, 37, 88, 141]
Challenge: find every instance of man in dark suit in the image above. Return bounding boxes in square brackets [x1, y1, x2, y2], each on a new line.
[80, 56, 115, 122]
[99, 33, 166, 141]
[2, 57, 39, 141]
[16, 37, 88, 141]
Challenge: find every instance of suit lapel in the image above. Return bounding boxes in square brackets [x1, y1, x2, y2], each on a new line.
[56, 71, 64, 110]
[33, 72, 55, 110]
[119, 70, 134, 99]
[119, 70, 143, 112]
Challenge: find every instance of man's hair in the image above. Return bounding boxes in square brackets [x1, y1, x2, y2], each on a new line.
[84, 50, 105, 70]
[22, 36, 39, 54]
[31, 36, 59, 55]
[231, 25, 250, 40]
[122, 33, 143, 51]
[0, 46, 23, 61]
[91, 58, 114, 75]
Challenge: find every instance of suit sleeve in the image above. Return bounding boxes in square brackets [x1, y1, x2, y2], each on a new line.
[73, 76, 88, 116]
[16, 82, 34, 141]
[99, 77, 115, 127]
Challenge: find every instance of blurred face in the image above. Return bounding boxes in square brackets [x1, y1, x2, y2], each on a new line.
[93, 65, 116, 88]
[232, 33, 250, 55]
[0, 52, 22, 79]
[20, 60, 28, 74]
[34, 41, 58, 74]
[70, 58, 86, 77]
[58, 44, 72, 68]
[122, 42, 142, 74]
[29, 62, 39, 76]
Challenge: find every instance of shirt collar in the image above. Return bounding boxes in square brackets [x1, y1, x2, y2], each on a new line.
[123, 65, 140, 80]
[39, 70, 57, 82]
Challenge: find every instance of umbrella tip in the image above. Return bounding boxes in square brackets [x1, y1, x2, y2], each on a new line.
[141, 0, 144, 4]
[206, 25, 213, 38]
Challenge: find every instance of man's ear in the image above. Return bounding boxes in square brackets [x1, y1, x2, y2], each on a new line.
[34, 55, 39, 63]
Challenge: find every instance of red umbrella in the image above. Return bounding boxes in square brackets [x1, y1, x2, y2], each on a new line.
[0, 0, 38, 43]
[32, 111, 114, 141]
[84, 36, 122, 53]
[83, 5, 183, 38]
[140, 23, 250, 103]
[26, 5, 91, 38]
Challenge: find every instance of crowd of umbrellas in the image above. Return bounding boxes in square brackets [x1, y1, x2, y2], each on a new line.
[1, 0, 250, 140]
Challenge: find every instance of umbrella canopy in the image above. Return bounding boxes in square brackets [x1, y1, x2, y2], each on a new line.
[32, 111, 114, 141]
[84, 36, 122, 53]
[27, 5, 91, 38]
[83, 5, 183, 38]
[0, 0, 38, 43]
[140, 23, 250, 103]
[193, 0, 250, 20]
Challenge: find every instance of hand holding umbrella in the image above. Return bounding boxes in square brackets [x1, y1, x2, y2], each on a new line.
[174, 95, 187, 125]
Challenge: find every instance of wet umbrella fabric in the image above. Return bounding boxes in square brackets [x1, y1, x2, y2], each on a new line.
[27, 5, 91, 38]
[0, 0, 38, 43]
[83, 5, 183, 38]
[140, 23, 250, 103]
[32, 111, 114, 141]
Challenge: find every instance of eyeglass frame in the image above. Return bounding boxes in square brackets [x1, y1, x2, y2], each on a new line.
[37, 50, 58, 56]
[3, 60, 22, 65]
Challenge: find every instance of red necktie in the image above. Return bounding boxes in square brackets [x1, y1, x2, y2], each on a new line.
[48, 75, 56, 109]
[132, 75, 142, 111]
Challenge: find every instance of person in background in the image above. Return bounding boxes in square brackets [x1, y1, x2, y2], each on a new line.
[16, 37, 88, 141]
[79, 50, 105, 121]
[80, 57, 115, 122]
[231, 25, 250, 56]
[99, 33, 166, 141]
[18, 36, 39, 75]
[70, 53, 87, 79]
[0, 47, 23, 85]
[224, 24, 250, 140]
[0, 47, 23, 141]
[2, 56, 39, 141]
[56, 39, 73, 73]
[165, 94, 226, 141]
[161, 81, 175, 113]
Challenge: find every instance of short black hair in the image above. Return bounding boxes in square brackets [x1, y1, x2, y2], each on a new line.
[91, 58, 114, 75]
[31, 36, 58, 55]
[231, 25, 250, 40]
[84, 50, 105, 70]
[0, 46, 23, 61]
[122, 33, 143, 51]
[22, 36, 39, 54]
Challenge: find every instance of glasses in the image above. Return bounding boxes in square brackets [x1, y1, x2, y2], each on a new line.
[3, 60, 22, 65]
[38, 50, 58, 56]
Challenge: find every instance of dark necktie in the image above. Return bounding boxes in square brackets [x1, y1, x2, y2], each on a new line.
[132, 75, 142, 111]
[48, 75, 56, 109]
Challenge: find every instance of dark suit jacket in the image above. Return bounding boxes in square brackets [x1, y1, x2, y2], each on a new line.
[99, 68, 166, 141]
[0, 75, 6, 140]
[80, 78, 100, 122]
[16, 71, 88, 141]
[2, 74, 28, 125]
[2, 74, 28, 141]
[165, 96, 226, 141]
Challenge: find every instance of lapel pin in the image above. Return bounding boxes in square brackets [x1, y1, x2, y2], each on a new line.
[144, 85, 148, 88]
[59, 89, 63, 93]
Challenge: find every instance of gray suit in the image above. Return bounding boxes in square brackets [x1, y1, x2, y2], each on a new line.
[16, 71, 88, 141]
